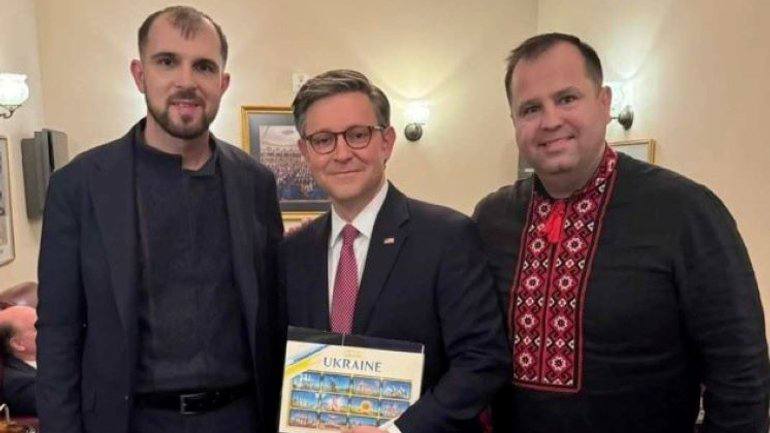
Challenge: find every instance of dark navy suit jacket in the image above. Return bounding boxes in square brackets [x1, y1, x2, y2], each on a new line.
[37, 121, 284, 433]
[281, 184, 510, 433]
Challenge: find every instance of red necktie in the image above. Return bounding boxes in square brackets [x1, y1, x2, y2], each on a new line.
[330, 224, 360, 334]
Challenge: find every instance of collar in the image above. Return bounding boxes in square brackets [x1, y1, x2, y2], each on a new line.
[133, 118, 219, 177]
[533, 144, 618, 200]
[329, 181, 389, 248]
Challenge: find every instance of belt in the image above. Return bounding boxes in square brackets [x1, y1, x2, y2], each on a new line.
[134, 383, 253, 415]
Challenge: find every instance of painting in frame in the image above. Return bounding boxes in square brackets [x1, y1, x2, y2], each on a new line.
[241, 106, 329, 223]
[609, 139, 656, 164]
[0, 136, 15, 266]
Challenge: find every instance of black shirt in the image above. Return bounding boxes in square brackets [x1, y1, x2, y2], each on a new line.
[133, 128, 252, 393]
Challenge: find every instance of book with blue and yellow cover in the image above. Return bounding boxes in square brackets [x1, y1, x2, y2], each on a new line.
[279, 326, 425, 433]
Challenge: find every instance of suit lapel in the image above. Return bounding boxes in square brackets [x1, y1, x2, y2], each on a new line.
[90, 134, 138, 339]
[219, 144, 260, 357]
[304, 214, 332, 330]
[352, 185, 409, 334]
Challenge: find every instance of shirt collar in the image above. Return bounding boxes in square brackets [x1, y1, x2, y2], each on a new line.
[329, 181, 389, 248]
[133, 117, 220, 177]
[533, 144, 618, 200]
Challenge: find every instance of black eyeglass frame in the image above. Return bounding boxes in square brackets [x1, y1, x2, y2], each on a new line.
[302, 125, 387, 154]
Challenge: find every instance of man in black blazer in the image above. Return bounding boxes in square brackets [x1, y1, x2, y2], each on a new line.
[282, 70, 509, 433]
[0, 306, 38, 415]
[37, 6, 283, 433]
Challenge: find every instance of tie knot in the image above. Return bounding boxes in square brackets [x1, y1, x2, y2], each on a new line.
[341, 224, 359, 245]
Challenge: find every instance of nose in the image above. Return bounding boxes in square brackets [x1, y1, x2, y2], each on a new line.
[332, 133, 354, 161]
[175, 64, 196, 89]
[540, 103, 562, 130]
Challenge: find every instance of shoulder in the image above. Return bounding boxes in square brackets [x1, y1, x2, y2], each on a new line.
[473, 178, 532, 224]
[49, 136, 129, 193]
[403, 196, 479, 239]
[281, 213, 327, 251]
[616, 154, 726, 213]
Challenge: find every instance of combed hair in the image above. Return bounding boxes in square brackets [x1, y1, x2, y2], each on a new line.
[291, 69, 390, 136]
[504, 32, 603, 103]
[0, 324, 15, 359]
[138, 5, 229, 65]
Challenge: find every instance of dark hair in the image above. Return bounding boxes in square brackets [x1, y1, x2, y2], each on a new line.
[292, 69, 390, 136]
[0, 324, 15, 359]
[504, 33, 603, 103]
[138, 5, 228, 65]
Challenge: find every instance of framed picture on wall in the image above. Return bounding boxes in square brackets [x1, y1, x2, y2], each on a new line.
[609, 139, 656, 163]
[0, 136, 15, 266]
[241, 106, 329, 223]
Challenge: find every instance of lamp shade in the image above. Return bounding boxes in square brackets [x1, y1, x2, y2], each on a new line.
[0, 73, 30, 106]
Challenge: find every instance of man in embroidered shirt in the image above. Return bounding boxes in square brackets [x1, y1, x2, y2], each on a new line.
[281, 69, 510, 433]
[473, 33, 770, 433]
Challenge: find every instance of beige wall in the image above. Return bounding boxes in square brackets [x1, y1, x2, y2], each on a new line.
[0, 0, 46, 286]
[0, 0, 539, 285]
[35, 0, 535, 207]
[539, 0, 770, 334]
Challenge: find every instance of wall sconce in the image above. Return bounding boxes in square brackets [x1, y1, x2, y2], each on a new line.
[404, 102, 429, 141]
[0, 73, 30, 119]
[607, 81, 634, 130]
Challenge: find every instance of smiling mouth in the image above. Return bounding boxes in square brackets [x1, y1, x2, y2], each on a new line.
[539, 136, 573, 147]
[170, 100, 201, 108]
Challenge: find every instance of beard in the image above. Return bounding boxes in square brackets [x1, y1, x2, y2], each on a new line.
[146, 89, 218, 140]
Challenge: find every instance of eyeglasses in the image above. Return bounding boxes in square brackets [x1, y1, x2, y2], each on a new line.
[303, 125, 385, 154]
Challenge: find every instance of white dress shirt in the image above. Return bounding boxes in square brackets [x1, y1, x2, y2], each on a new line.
[327, 181, 389, 310]
[327, 181, 401, 433]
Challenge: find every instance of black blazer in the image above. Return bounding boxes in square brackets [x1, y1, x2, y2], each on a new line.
[36, 122, 284, 433]
[281, 184, 510, 433]
[2, 355, 36, 416]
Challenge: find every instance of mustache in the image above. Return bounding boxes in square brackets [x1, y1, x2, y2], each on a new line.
[168, 89, 204, 105]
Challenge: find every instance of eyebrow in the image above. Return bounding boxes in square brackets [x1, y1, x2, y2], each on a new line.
[150, 52, 177, 61]
[516, 86, 583, 110]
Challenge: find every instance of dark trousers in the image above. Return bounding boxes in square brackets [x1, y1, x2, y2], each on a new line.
[130, 395, 258, 433]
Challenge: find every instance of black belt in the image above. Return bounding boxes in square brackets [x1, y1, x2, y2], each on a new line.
[134, 383, 253, 415]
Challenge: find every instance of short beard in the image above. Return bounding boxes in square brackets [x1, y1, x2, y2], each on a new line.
[146, 95, 217, 140]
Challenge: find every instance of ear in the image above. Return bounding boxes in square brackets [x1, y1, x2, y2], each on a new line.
[220, 72, 231, 94]
[130, 59, 146, 94]
[298, 138, 309, 160]
[9, 336, 24, 354]
[599, 85, 612, 123]
[380, 126, 396, 160]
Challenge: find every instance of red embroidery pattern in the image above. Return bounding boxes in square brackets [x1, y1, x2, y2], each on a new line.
[510, 147, 618, 393]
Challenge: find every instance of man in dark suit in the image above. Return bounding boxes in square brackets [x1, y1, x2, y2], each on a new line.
[282, 70, 510, 433]
[37, 6, 283, 433]
[0, 306, 37, 415]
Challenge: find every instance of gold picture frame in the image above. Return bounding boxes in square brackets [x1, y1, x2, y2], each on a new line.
[609, 139, 656, 163]
[0, 136, 15, 266]
[240, 106, 329, 223]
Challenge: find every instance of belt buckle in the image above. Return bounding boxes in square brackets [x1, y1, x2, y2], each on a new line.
[179, 392, 206, 415]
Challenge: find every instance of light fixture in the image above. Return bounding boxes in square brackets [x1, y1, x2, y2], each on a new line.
[404, 102, 429, 141]
[607, 81, 634, 130]
[0, 73, 30, 119]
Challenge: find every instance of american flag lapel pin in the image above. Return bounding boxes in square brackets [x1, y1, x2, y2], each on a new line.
[383, 237, 395, 245]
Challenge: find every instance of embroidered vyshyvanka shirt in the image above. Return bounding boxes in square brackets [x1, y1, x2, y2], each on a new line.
[474, 148, 770, 433]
